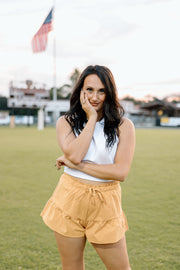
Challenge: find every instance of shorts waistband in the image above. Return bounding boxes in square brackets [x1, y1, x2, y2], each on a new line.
[62, 173, 120, 191]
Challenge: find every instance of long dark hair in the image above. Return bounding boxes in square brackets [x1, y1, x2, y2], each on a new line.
[64, 65, 124, 147]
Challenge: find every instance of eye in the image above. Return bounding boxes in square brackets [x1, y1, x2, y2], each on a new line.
[99, 88, 105, 94]
[87, 88, 93, 92]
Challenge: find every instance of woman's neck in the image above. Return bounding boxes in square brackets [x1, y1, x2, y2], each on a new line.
[97, 112, 103, 122]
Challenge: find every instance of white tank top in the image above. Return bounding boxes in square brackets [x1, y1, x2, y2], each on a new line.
[64, 119, 119, 182]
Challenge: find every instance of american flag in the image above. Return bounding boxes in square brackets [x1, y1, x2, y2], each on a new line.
[32, 8, 54, 53]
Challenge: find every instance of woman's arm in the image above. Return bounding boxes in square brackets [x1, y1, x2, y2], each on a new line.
[56, 118, 135, 181]
[56, 91, 97, 164]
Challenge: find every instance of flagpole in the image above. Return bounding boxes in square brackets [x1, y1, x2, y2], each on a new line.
[32, 7, 55, 127]
[53, 1, 57, 102]
[52, 1, 57, 125]
[53, 38, 57, 102]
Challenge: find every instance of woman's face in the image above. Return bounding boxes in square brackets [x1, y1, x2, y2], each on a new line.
[82, 74, 106, 115]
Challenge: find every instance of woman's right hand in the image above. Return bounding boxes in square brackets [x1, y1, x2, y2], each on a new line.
[56, 155, 77, 170]
[80, 90, 97, 119]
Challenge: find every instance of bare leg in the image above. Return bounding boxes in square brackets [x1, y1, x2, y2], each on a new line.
[91, 235, 131, 270]
[54, 231, 86, 270]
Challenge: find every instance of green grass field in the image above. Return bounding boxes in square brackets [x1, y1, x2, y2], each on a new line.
[0, 126, 180, 270]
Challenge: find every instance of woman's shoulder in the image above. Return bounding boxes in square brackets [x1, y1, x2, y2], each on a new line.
[56, 115, 66, 125]
[56, 115, 71, 130]
[119, 117, 135, 132]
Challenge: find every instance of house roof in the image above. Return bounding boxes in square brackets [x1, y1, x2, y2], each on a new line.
[141, 98, 177, 111]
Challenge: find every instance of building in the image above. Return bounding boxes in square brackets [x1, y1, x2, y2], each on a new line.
[44, 100, 70, 124]
[7, 80, 71, 126]
[8, 80, 49, 109]
[120, 99, 155, 127]
[141, 98, 180, 126]
[120, 100, 143, 117]
[8, 80, 51, 126]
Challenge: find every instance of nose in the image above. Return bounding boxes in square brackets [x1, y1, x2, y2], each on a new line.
[91, 91, 98, 101]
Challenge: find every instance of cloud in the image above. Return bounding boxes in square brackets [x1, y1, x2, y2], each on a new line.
[55, 40, 93, 59]
[138, 78, 180, 86]
[118, 77, 180, 99]
[54, 2, 138, 55]
[0, 0, 179, 99]
[116, 0, 171, 5]
[96, 18, 138, 41]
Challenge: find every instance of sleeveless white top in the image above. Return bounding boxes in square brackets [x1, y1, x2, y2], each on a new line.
[64, 119, 119, 182]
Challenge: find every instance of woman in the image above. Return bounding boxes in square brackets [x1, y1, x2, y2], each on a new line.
[41, 65, 135, 270]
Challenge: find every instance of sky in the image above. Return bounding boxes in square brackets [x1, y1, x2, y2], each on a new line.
[0, 0, 180, 99]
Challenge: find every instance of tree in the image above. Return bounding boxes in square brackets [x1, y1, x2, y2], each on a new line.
[50, 68, 81, 100]
[0, 96, 8, 110]
[70, 68, 80, 88]
[50, 84, 71, 100]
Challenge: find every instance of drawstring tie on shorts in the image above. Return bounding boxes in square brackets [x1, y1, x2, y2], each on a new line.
[88, 187, 106, 204]
[75, 187, 106, 205]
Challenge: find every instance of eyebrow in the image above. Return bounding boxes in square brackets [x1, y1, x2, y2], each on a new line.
[86, 86, 105, 90]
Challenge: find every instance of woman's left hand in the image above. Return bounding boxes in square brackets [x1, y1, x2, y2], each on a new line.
[55, 155, 77, 170]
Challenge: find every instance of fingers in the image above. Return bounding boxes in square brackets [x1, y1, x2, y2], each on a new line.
[81, 89, 89, 103]
[55, 162, 61, 170]
[80, 89, 97, 119]
[55, 163, 60, 170]
[80, 89, 86, 105]
[55, 159, 65, 170]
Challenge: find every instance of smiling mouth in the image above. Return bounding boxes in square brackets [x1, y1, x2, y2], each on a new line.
[90, 103, 99, 106]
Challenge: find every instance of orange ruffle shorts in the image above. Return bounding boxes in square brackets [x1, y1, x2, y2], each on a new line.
[40, 173, 128, 244]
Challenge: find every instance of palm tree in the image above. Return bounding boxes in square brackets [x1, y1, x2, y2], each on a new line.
[50, 68, 80, 100]
[70, 68, 80, 88]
